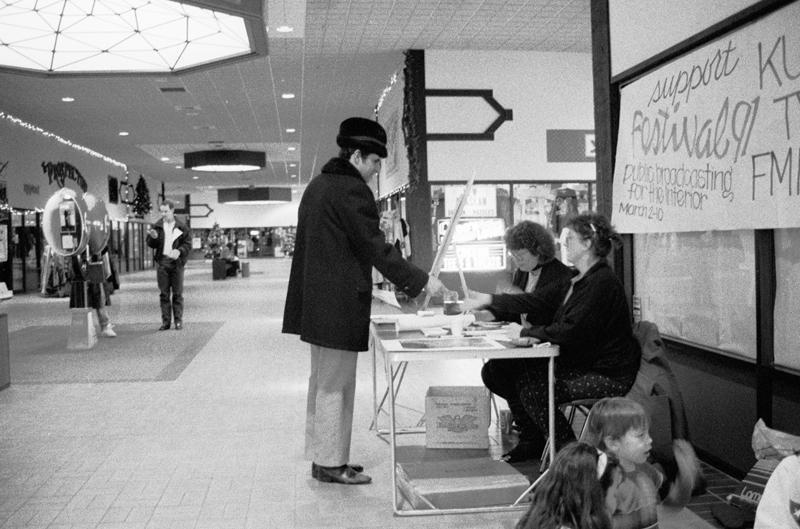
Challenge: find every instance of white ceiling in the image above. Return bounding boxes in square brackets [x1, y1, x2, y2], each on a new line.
[0, 0, 591, 195]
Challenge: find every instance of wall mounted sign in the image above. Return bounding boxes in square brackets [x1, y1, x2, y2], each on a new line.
[546, 129, 595, 162]
[108, 176, 119, 204]
[425, 89, 513, 141]
[612, 2, 800, 233]
[41, 161, 88, 192]
[189, 203, 214, 218]
[119, 178, 135, 205]
[377, 70, 410, 199]
[444, 185, 498, 218]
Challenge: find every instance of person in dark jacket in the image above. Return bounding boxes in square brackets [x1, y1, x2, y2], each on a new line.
[146, 200, 192, 331]
[476, 221, 574, 463]
[465, 213, 641, 460]
[282, 117, 446, 485]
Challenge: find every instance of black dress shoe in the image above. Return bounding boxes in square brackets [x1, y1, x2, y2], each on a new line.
[174, 321, 183, 330]
[311, 462, 363, 478]
[158, 323, 170, 331]
[502, 439, 545, 463]
[311, 463, 371, 484]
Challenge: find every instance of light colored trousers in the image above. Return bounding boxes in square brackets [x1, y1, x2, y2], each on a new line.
[304, 344, 358, 467]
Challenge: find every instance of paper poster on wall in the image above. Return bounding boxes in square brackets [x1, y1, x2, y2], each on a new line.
[377, 70, 410, 198]
[612, 2, 800, 233]
[444, 185, 497, 218]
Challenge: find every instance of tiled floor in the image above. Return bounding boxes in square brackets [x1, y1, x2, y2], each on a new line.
[0, 258, 743, 529]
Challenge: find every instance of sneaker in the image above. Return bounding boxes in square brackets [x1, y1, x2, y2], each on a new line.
[101, 325, 117, 338]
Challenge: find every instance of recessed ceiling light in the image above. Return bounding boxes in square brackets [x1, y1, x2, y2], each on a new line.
[276, 25, 294, 33]
[290, 174, 297, 178]
[118, 131, 129, 136]
[281, 93, 295, 99]
[289, 163, 297, 167]
[160, 157, 169, 161]
[175, 165, 182, 169]
[192, 176, 199, 180]
[287, 147, 296, 151]
[286, 128, 296, 133]
[61, 97, 75, 102]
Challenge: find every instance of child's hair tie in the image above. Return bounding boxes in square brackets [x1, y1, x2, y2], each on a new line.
[596, 450, 608, 479]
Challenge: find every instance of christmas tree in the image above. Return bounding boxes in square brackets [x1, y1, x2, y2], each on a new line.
[207, 222, 224, 258]
[132, 175, 152, 217]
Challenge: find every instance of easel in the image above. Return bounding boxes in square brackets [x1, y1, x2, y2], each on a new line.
[421, 171, 475, 309]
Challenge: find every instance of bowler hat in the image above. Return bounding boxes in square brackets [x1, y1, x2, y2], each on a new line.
[336, 117, 387, 158]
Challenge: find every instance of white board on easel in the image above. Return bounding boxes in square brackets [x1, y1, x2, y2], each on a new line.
[422, 171, 476, 309]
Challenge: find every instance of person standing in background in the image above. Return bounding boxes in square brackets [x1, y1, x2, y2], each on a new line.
[283, 117, 446, 485]
[146, 200, 191, 331]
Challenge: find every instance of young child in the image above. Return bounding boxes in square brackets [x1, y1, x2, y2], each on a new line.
[516, 441, 623, 529]
[754, 452, 800, 529]
[582, 397, 700, 529]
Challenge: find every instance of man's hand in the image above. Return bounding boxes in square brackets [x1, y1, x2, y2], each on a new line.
[168, 249, 181, 260]
[425, 275, 446, 296]
[148, 228, 158, 238]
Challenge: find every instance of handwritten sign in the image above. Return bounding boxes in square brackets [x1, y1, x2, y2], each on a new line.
[612, 2, 800, 233]
[444, 185, 497, 218]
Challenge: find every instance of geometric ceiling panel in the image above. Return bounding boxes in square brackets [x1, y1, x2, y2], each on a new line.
[0, 0, 259, 74]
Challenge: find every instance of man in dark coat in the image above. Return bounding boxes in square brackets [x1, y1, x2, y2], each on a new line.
[282, 117, 445, 485]
[146, 200, 192, 331]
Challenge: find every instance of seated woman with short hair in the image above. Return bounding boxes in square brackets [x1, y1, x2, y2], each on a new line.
[465, 213, 641, 462]
[478, 221, 573, 463]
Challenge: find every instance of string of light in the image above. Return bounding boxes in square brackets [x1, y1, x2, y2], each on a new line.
[0, 203, 44, 214]
[0, 111, 127, 169]
[376, 71, 399, 113]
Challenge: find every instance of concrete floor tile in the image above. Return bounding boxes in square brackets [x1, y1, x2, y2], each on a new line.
[149, 504, 201, 522]
[52, 507, 108, 525]
[97, 523, 148, 529]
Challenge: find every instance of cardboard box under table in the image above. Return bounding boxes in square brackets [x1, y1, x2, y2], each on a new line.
[396, 455, 530, 510]
[425, 386, 490, 449]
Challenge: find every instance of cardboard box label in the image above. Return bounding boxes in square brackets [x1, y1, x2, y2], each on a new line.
[426, 386, 490, 449]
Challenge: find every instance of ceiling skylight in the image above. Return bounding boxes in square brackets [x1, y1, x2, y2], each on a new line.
[0, 0, 260, 74]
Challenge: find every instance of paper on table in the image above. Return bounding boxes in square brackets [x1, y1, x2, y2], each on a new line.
[370, 313, 476, 331]
[372, 288, 401, 308]
[505, 322, 523, 339]
[385, 335, 504, 351]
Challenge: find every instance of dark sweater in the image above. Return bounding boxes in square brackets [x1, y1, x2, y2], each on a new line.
[489, 258, 574, 326]
[491, 260, 640, 379]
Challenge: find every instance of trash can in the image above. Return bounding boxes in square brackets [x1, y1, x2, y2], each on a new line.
[240, 261, 250, 278]
[212, 258, 227, 280]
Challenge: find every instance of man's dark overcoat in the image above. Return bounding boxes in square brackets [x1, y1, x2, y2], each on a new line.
[282, 157, 428, 352]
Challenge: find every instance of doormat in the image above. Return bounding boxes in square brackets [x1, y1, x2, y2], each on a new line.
[9, 321, 223, 384]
